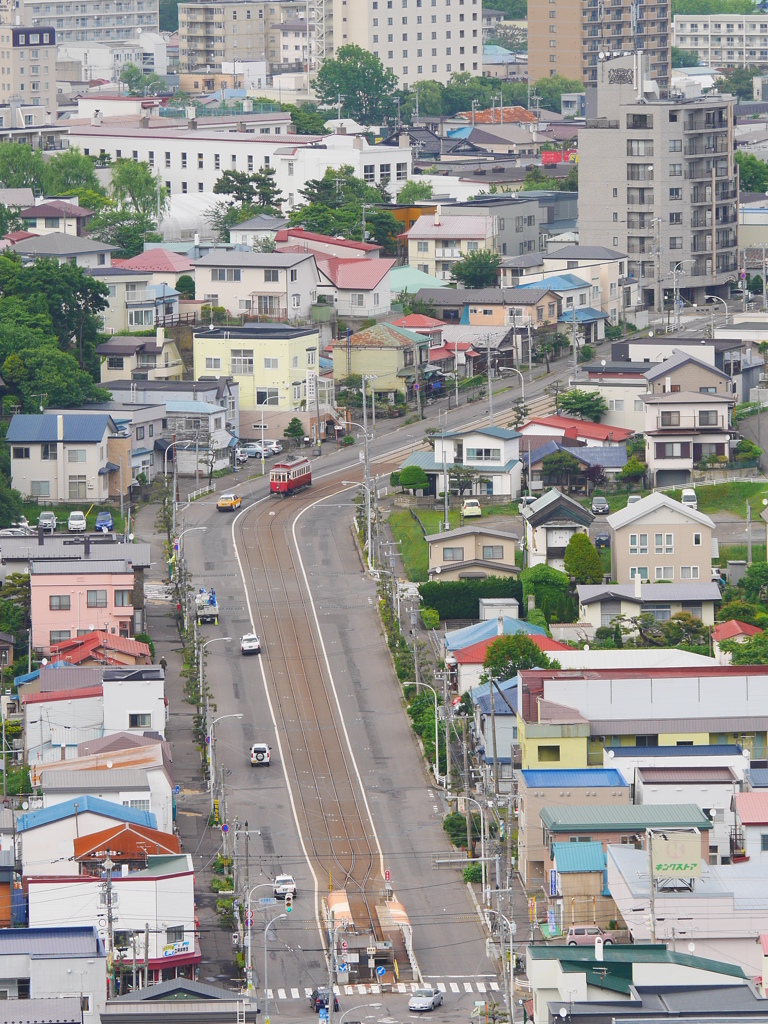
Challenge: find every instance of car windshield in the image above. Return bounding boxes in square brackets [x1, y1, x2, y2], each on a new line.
[413, 990, 433, 998]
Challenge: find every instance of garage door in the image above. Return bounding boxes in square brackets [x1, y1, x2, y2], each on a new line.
[655, 469, 690, 487]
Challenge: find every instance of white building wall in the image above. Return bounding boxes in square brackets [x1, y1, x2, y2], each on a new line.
[635, 779, 736, 862]
[28, 955, 107, 1020]
[102, 676, 166, 738]
[24, 694, 104, 765]
[19, 809, 137, 875]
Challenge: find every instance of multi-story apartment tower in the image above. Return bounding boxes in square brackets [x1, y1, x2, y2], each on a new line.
[0, 25, 56, 108]
[178, 0, 304, 71]
[529, 0, 671, 94]
[673, 14, 768, 70]
[579, 53, 738, 311]
[20, 0, 155, 44]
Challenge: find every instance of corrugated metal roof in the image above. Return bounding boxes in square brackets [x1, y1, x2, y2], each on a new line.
[607, 491, 715, 531]
[523, 416, 633, 441]
[445, 616, 546, 651]
[539, 802, 712, 831]
[712, 619, 763, 642]
[552, 840, 606, 873]
[642, 389, 733, 405]
[455, 634, 570, 665]
[735, 791, 768, 825]
[317, 256, 396, 290]
[195, 250, 315, 267]
[407, 214, 493, 240]
[29, 559, 134, 575]
[17, 795, 156, 832]
[0, 996, 82, 1022]
[0, 925, 104, 956]
[608, 744, 743, 757]
[424, 524, 518, 543]
[596, 715, 768, 734]
[74, 822, 181, 859]
[527, 937, 747, 978]
[518, 273, 591, 291]
[443, 426, 520, 440]
[547, 244, 628, 260]
[644, 348, 729, 382]
[7, 413, 114, 444]
[14, 232, 115, 255]
[637, 766, 738, 783]
[40, 769, 152, 791]
[520, 768, 628, 789]
[747, 768, 768, 788]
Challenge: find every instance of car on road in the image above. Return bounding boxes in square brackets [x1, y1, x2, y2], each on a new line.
[38, 511, 57, 533]
[591, 495, 610, 515]
[250, 743, 271, 766]
[274, 874, 297, 899]
[594, 532, 611, 550]
[68, 511, 87, 532]
[262, 439, 284, 454]
[0, 517, 34, 537]
[462, 498, 482, 517]
[626, 494, 642, 505]
[409, 988, 444, 1012]
[235, 449, 249, 464]
[309, 988, 338, 1013]
[95, 510, 114, 533]
[566, 925, 613, 946]
[217, 493, 242, 511]
[239, 444, 266, 459]
[241, 633, 261, 655]
[681, 487, 698, 511]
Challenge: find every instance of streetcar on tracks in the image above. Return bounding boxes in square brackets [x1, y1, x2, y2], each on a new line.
[269, 454, 312, 495]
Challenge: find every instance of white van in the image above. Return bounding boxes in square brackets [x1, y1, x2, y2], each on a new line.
[681, 487, 698, 511]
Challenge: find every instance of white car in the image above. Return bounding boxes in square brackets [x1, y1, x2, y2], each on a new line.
[274, 874, 297, 899]
[68, 511, 87, 532]
[235, 450, 249, 464]
[409, 988, 443, 1012]
[262, 439, 284, 454]
[250, 743, 271, 766]
[241, 633, 262, 655]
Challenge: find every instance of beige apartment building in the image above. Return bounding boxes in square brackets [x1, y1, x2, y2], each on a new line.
[529, 0, 670, 91]
[673, 14, 768, 69]
[22, 0, 155, 46]
[178, 0, 304, 70]
[0, 25, 56, 108]
[579, 53, 738, 312]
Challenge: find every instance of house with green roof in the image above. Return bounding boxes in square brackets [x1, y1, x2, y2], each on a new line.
[330, 322, 429, 399]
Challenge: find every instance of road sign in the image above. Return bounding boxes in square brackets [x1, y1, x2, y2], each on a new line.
[174, 784, 180, 795]
[258, 897, 277, 905]
[245, 912, 253, 926]
[384, 869, 390, 882]
[341, 940, 348, 952]
[221, 823, 229, 833]
[366, 946, 377, 956]
[548, 908, 556, 933]
[376, 966, 386, 977]
[233, 899, 239, 913]
[337, 962, 348, 973]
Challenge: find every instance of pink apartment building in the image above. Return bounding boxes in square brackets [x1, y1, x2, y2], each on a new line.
[30, 558, 135, 655]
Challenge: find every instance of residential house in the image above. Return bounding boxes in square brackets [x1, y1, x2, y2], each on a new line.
[20, 200, 94, 237]
[49, 631, 151, 667]
[644, 348, 734, 397]
[643, 392, 734, 487]
[444, 615, 547, 654]
[453, 633, 570, 693]
[612, 337, 749, 396]
[388, 314, 445, 347]
[470, 676, 518, 788]
[389, 264, 448, 296]
[40, 769, 158, 826]
[274, 227, 381, 260]
[106, 378, 239, 439]
[330, 323, 427, 401]
[405, 211, 497, 281]
[73, 822, 181, 874]
[577, 579, 722, 630]
[522, 440, 627, 494]
[527, 943, 754, 1024]
[713, 620, 763, 665]
[28, 855, 200, 983]
[6, 412, 123, 504]
[112, 247, 195, 289]
[90, 266, 178, 334]
[228, 214, 288, 248]
[518, 273, 609, 344]
[606, 492, 716, 585]
[579, 360, 655, 434]
[96, 329, 184, 384]
[0, 927, 107, 1021]
[194, 251, 320, 319]
[13, 232, 116, 268]
[315, 256, 396, 318]
[102, 979, 262, 1022]
[414, 285, 562, 334]
[732, 792, 768, 863]
[521, 488, 594, 572]
[17, 797, 157, 876]
[635, 766, 740, 864]
[516, 768, 630, 886]
[608, 844, 768, 976]
[192, 323, 324, 414]
[0, 534, 151, 587]
[29, 558, 135, 654]
[549, 841, 616, 931]
[61, 402, 169, 484]
[518, 416, 633, 447]
[0, 632, 14, 670]
[448, 195, 541, 258]
[517, 664, 763, 770]
[425, 524, 520, 582]
[437, 426, 523, 497]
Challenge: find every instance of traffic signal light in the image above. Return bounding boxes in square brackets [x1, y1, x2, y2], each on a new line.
[285, 892, 293, 912]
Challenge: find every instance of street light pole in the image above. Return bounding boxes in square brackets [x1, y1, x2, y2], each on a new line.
[209, 713, 243, 816]
[328, 921, 346, 1024]
[673, 259, 695, 332]
[199, 638, 232, 803]
[420, 681, 444, 787]
[264, 912, 287, 1024]
[245, 883, 276, 994]
[485, 908, 515, 1022]
[448, 792, 487, 905]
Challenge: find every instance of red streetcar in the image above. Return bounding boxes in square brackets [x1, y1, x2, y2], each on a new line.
[269, 454, 312, 495]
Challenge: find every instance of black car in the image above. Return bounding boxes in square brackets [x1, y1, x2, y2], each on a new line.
[310, 988, 339, 1013]
[594, 532, 611, 550]
[591, 496, 610, 515]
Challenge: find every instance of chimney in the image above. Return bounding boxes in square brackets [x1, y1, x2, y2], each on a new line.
[84, 535, 91, 558]
[497, 614, 504, 636]
[57, 414, 64, 442]
[434, 204, 441, 227]
[140, 115, 149, 129]
[156, 326, 165, 347]
[38, 523, 44, 546]
[634, 572, 642, 599]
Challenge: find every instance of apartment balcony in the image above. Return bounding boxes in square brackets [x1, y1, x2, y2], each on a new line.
[648, 413, 729, 432]
[585, 118, 619, 129]
[435, 247, 462, 258]
[691, 212, 712, 228]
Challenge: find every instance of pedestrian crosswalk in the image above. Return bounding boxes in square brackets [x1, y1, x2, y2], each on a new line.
[266, 981, 500, 1000]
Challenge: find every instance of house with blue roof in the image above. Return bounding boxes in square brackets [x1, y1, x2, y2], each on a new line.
[397, 425, 522, 499]
[518, 272, 609, 344]
[0, 926, 107, 1016]
[523, 439, 628, 490]
[550, 840, 615, 930]
[517, 767, 629, 886]
[18, 795, 157, 877]
[7, 412, 123, 505]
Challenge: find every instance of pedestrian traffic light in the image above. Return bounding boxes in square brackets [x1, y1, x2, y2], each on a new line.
[285, 892, 293, 912]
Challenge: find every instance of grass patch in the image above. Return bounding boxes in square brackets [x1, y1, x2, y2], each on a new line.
[664, 482, 768, 519]
[718, 543, 767, 567]
[599, 547, 611, 575]
[388, 510, 430, 581]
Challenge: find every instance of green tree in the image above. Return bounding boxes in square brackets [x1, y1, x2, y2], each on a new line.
[159, 0, 178, 30]
[283, 102, 330, 135]
[109, 157, 168, 220]
[672, 0, 754, 13]
[558, 388, 609, 422]
[620, 456, 647, 483]
[533, 74, 584, 113]
[283, 417, 305, 439]
[717, 599, 768, 626]
[671, 45, 701, 67]
[396, 180, 434, 204]
[742, 561, 768, 603]
[409, 80, 445, 116]
[563, 532, 604, 584]
[541, 449, 580, 490]
[399, 465, 429, 493]
[482, 633, 552, 683]
[43, 148, 103, 197]
[314, 45, 399, 123]
[0, 143, 46, 191]
[450, 249, 501, 288]
[721, 630, 768, 664]
[735, 152, 768, 192]
[88, 210, 161, 259]
[0, 483, 22, 530]
[0, 204, 20, 237]
[483, 0, 526, 17]
[213, 169, 263, 205]
[119, 62, 164, 96]
[660, 611, 710, 647]
[715, 64, 760, 99]
[175, 274, 195, 299]
[449, 465, 484, 495]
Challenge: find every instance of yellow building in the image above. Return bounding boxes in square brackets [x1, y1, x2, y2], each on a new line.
[331, 323, 429, 399]
[406, 211, 496, 282]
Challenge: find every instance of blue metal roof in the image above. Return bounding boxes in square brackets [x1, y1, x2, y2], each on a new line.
[17, 795, 157, 832]
[7, 413, 114, 444]
[607, 744, 743, 757]
[472, 676, 517, 700]
[445, 616, 546, 651]
[475, 687, 517, 715]
[0, 925, 105, 958]
[558, 307, 610, 324]
[747, 768, 768, 788]
[518, 273, 591, 291]
[520, 768, 628, 788]
[552, 841, 606, 873]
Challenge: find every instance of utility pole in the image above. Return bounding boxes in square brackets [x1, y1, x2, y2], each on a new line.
[102, 852, 115, 996]
[144, 923, 149, 988]
[413, 343, 423, 420]
[462, 717, 472, 854]
[489, 673, 498, 797]
[747, 500, 753, 564]
[571, 308, 578, 378]
[486, 335, 494, 427]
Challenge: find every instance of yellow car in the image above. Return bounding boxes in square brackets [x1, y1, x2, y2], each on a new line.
[216, 493, 242, 511]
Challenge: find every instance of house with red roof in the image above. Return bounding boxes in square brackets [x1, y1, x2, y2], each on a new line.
[518, 415, 634, 447]
[315, 255, 397, 318]
[112, 248, 195, 290]
[733, 791, 768, 862]
[274, 226, 382, 260]
[20, 200, 94, 237]
[50, 630, 152, 668]
[453, 632, 570, 692]
[389, 313, 445, 346]
[713, 620, 763, 664]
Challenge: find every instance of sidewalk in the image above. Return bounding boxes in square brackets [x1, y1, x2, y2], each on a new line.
[133, 497, 243, 990]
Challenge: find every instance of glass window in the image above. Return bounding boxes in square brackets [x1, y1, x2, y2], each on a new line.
[231, 349, 254, 375]
[629, 566, 648, 580]
[87, 590, 108, 608]
[115, 590, 132, 606]
[50, 630, 71, 644]
[68, 449, 87, 463]
[49, 595, 70, 610]
[655, 566, 674, 579]
[482, 545, 503, 559]
[680, 566, 699, 579]
[129, 712, 151, 728]
[442, 547, 464, 561]
[68, 475, 86, 500]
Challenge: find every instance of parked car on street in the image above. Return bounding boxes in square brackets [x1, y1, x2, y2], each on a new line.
[262, 439, 284, 454]
[591, 496, 610, 515]
[409, 988, 444, 1012]
[239, 444, 266, 459]
[567, 925, 613, 946]
[67, 511, 87, 532]
[38, 512, 57, 533]
[250, 743, 271, 766]
[462, 498, 482, 517]
[241, 633, 261, 655]
[594, 532, 611, 550]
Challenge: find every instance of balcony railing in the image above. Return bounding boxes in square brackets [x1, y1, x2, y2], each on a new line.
[435, 248, 462, 258]
[651, 414, 728, 430]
